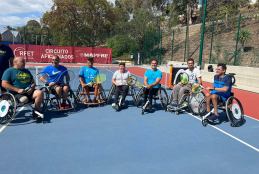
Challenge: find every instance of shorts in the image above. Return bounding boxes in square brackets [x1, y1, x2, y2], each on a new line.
[14, 90, 35, 103]
[211, 90, 230, 102]
[49, 84, 68, 94]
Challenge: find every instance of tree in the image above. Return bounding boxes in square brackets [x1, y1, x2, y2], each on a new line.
[41, 0, 117, 47]
[233, 28, 253, 52]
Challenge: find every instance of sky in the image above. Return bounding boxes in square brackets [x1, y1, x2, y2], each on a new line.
[0, 0, 116, 28]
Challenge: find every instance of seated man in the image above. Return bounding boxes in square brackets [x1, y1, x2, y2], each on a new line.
[78, 56, 100, 103]
[111, 62, 131, 110]
[143, 59, 162, 110]
[172, 58, 202, 107]
[1, 57, 44, 118]
[40, 55, 70, 109]
[205, 63, 232, 122]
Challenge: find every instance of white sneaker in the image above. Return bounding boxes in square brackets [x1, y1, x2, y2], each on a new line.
[112, 103, 119, 111]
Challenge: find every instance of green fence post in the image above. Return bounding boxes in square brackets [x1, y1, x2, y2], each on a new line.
[24, 27, 26, 44]
[91, 31, 93, 47]
[110, 32, 112, 48]
[157, 30, 160, 61]
[171, 29, 174, 61]
[198, 0, 208, 66]
[70, 30, 72, 46]
[150, 32, 152, 64]
[209, 20, 215, 64]
[234, 13, 241, 66]
[48, 28, 50, 45]
[143, 34, 145, 64]
[133, 34, 135, 64]
[160, 29, 163, 65]
[184, 26, 188, 62]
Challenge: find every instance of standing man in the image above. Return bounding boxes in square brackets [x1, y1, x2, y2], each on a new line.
[143, 59, 162, 110]
[78, 57, 100, 103]
[172, 58, 202, 107]
[0, 33, 14, 94]
[40, 55, 70, 109]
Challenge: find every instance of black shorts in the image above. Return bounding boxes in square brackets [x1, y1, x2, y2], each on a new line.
[14, 90, 35, 103]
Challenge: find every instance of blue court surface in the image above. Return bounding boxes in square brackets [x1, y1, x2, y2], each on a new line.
[0, 67, 259, 174]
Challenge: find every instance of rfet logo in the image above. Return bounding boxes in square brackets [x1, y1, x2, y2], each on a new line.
[14, 47, 34, 60]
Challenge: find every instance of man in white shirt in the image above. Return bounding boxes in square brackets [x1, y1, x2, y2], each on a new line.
[172, 58, 202, 106]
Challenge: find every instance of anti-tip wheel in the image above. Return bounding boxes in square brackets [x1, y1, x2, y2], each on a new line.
[175, 111, 179, 115]
[142, 110, 144, 115]
[202, 120, 207, 127]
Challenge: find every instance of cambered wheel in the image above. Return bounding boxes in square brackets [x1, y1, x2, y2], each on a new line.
[136, 87, 145, 107]
[107, 84, 115, 104]
[188, 92, 205, 115]
[158, 87, 168, 111]
[226, 96, 244, 127]
[0, 93, 17, 125]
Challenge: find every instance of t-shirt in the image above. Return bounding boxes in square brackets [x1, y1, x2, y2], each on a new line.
[78, 66, 99, 84]
[0, 44, 14, 76]
[41, 65, 68, 85]
[1, 67, 33, 94]
[185, 68, 201, 84]
[144, 69, 162, 88]
[112, 70, 131, 85]
[211, 74, 232, 102]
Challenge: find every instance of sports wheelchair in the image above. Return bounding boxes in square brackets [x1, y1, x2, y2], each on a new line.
[106, 84, 137, 109]
[135, 85, 168, 115]
[41, 85, 77, 115]
[0, 91, 46, 124]
[198, 73, 244, 127]
[76, 84, 106, 108]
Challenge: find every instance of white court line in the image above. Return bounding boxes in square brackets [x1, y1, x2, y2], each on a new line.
[182, 109, 259, 153]
[0, 107, 25, 133]
[244, 115, 259, 122]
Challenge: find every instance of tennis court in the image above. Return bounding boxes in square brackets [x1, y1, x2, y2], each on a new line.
[0, 64, 259, 174]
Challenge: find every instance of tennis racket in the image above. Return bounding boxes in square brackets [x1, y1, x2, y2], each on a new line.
[41, 70, 75, 86]
[126, 76, 144, 88]
[191, 83, 206, 93]
[179, 72, 189, 85]
[87, 73, 106, 85]
[25, 73, 49, 91]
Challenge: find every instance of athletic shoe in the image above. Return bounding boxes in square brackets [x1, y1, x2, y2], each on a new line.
[61, 102, 69, 110]
[204, 111, 212, 117]
[93, 99, 97, 103]
[112, 103, 119, 111]
[121, 102, 125, 108]
[88, 99, 92, 103]
[30, 111, 40, 120]
[207, 113, 218, 122]
[146, 104, 152, 110]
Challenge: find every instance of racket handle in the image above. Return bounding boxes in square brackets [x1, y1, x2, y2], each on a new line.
[25, 87, 30, 91]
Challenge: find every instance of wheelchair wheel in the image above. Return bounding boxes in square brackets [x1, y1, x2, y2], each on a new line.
[40, 86, 50, 113]
[0, 93, 17, 125]
[99, 85, 106, 102]
[68, 88, 77, 111]
[107, 84, 115, 104]
[158, 87, 168, 111]
[226, 96, 244, 127]
[130, 87, 137, 106]
[136, 87, 145, 107]
[188, 92, 205, 115]
[76, 84, 83, 103]
[198, 98, 207, 117]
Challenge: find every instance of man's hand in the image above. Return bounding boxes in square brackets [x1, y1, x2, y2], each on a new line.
[115, 83, 121, 87]
[146, 85, 152, 89]
[17, 89, 26, 94]
[206, 87, 213, 91]
[82, 83, 88, 88]
[27, 87, 34, 95]
[49, 82, 55, 86]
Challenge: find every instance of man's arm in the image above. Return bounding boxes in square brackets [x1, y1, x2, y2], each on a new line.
[149, 78, 161, 87]
[144, 77, 148, 86]
[2, 80, 26, 94]
[65, 74, 70, 84]
[9, 57, 14, 67]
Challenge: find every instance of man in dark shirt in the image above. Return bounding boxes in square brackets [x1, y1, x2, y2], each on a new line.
[0, 33, 14, 93]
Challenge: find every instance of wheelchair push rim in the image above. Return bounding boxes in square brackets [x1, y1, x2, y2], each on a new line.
[188, 92, 205, 115]
[0, 93, 17, 125]
[158, 87, 168, 111]
[226, 96, 244, 127]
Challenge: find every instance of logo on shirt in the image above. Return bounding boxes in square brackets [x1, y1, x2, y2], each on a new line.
[52, 71, 61, 75]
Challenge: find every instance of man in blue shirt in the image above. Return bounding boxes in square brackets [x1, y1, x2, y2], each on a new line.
[2, 57, 44, 118]
[78, 57, 100, 103]
[0, 33, 14, 94]
[40, 55, 70, 109]
[205, 63, 232, 122]
[144, 59, 162, 110]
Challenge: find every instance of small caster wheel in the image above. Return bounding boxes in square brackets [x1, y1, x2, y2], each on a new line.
[73, 108, 76, 112]
[142, 110, 144, 115]
[175, 111, 179, 115]
[202, 120, 207, 127]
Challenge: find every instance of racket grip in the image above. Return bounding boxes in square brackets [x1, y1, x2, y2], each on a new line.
[25, 87, 30, 91]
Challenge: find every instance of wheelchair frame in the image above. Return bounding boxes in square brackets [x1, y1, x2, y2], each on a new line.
[106, 84, 137, 108]
[76, 84, 106, 108]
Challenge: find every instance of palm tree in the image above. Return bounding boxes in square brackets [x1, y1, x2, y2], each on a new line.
[233, 28, 253, 52]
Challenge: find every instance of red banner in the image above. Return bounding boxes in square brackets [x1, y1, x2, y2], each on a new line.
[9, 44, 112, 64]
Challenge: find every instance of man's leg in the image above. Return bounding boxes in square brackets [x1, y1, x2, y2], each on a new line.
[114, 86, 121, 104]
[93, 84, 99, 101]
[211, 94, 219, 116]
[205, 93, 212, 112]
[84, 86, 91, 100]
[62, 85, 69, 102]
[143, 88, 149, 104]
[32, 90, 44, 111]
[178, 85, 191, 104]
[148, 88, 159, 106]
[55, 86, 62, 100]
[172, 84, 183, 103]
